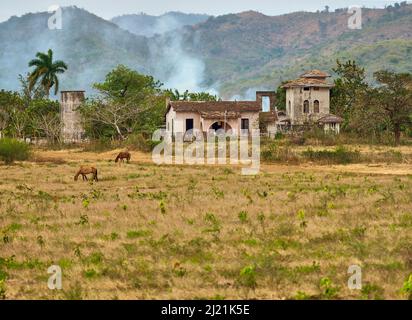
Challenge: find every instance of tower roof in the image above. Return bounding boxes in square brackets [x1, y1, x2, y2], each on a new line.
[300, 70, 330, 78]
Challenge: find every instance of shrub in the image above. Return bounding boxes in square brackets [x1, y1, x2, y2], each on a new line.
[261, 142, 299, 163]
[319, 277, 339, 299]
[0, 138, 30, 164]
[303, 146, 360, 164]
[126, 133, 160, 152]
[401, 274, 412, 300]
[238, 265, 257, 290]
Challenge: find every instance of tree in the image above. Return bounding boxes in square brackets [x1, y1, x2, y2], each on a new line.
[0, 90, 23, 138]
[373, 70, 412, 145]
[165, 89, 218, 101]
[28, 49, 68, 97]
[19, 73, 47, 106]
[275, 81, 288, 111]
[93, 64, 162, 102]
[81, 65, 163, 140]
[27, 99, 62, 143]
[331, 60, 369, 128]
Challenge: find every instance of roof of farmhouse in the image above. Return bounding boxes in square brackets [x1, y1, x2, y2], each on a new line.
[282, 70, 334, 88]
[300, 69, 330, 78]
[167, 101, 261, 113]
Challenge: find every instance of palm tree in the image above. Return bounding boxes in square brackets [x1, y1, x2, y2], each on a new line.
[28, 49, 68, 97]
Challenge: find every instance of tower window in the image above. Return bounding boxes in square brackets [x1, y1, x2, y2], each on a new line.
[303, 100, 310, 114]
[314, 100, 320, 113]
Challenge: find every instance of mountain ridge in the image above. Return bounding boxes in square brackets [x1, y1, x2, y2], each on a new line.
[0, 4, 411, 98]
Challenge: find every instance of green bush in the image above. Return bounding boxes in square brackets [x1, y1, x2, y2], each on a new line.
[0, 138, 30, 164]
[303, 146, 360, 164]
[126, 133, 160, 152]
[261, 142, 299, 163]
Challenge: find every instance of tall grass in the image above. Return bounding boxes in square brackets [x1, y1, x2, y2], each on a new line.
[303, 146, 361, 164]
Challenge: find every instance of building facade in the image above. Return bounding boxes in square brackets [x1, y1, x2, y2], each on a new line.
[282, 70, 342, 133]
[165, 100, 261, 139]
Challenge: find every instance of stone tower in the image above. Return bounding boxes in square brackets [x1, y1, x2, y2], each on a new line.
[60, 91, 85, 143]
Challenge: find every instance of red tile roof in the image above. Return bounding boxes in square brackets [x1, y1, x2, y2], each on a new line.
[317, 114, 344, 124]
[300, 70, 330, 78]
[168, 101, 260, 113]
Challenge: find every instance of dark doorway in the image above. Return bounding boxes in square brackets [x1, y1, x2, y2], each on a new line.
[210, 121, 231, 132]
[186, 119, 194, 132]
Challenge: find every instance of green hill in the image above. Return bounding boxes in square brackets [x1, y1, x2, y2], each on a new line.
[0, 4, 411, 97]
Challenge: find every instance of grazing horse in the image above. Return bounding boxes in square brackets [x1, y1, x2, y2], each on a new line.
[115, 151, 131, 164]
[74, 166, 98, 182]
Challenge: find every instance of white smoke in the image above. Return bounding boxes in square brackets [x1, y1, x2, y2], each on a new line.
[149, 17, 218, 94]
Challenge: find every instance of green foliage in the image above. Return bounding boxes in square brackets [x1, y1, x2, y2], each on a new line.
[303, 146, 360, 164]
[319, 277, 339, 299]
[331, 59, 368, 127]
[297, 209, 307, 229]
[28, 49, 68, 96]
[238, 265, 257, 290]
[261, 141, 299, 163]
[238, 211, 248, 223]
[401, 274, 412, 300]
[0, 138, 30, 164]
[165, 89, 218, 102]
[80, 65, 164, 140]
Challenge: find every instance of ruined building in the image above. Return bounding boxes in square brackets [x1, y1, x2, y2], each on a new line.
[60, 91, 85, 143]
[165, 70, 342, 138]
[165, 91, 278, 140]
[281, 70, 342, 133]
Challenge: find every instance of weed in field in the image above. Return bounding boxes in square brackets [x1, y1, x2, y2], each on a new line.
[0, 279, 6, 300]
[238, 265, 257, 292]
[297, 209, 307, 229]
[159, 200, 166, 215]
[37, 235, 45, 249]
[76, 215, 89, 226]
[294, 291, 312, 300]
[238, 211, 248, 223]
[63, 282, 83, 300]
[203, 213, 221, 240]
[212, 186, 224, 199]
[126, 230, 151, 239]
[319, 277, 339, 299]
[401, 274, 412, 300]
[360, 283, 384, 300]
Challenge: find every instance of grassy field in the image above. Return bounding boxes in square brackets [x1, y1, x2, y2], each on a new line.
[0, 146, 411, 300]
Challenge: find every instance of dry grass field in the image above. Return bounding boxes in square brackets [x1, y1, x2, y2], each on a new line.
[0, 146, 411, 300]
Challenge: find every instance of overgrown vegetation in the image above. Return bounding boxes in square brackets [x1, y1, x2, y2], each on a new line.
[0, 138, 30, 164]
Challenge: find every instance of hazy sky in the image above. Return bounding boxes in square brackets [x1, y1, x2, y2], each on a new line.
[0, 0, 404, 22]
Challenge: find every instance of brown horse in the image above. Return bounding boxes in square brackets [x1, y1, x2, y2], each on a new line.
[74, 166, 98, 182]
[115, 151, 131, 164]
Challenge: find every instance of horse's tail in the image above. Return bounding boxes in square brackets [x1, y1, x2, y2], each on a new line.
[115, 155, 119, 163]
[74, 171, 80, 181]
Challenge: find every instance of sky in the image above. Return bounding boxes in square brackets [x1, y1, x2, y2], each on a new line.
[0, 0, 405, 22]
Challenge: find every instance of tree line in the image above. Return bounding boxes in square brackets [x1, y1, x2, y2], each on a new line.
[0, 49, 411, 146]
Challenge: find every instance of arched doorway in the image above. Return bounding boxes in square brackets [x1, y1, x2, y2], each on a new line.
[209, 121, 232, 132]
